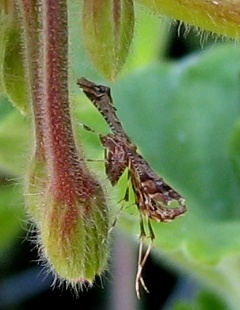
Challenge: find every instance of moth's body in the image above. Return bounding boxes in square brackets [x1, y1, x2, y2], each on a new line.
[78, 77, 187, 297]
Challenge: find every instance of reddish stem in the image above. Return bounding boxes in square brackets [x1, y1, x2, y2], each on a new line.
[17, 0, 45, 154]
[41, 0, 96, 203]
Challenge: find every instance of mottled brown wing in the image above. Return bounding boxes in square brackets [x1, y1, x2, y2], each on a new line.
[100, 134, 128, 186]
[128, 151, 187, 222]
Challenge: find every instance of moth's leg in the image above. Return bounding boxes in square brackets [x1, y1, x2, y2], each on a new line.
[117, 169, 131, 203]
[110, 170, 135, 231]
[78, 123, 105, 163]
[108, 203, 125, 234]
[147, 218, 155, 241]
[109, 170, 132, 233]
[135, 214, 151, 298]
[135, 216, 156, 298]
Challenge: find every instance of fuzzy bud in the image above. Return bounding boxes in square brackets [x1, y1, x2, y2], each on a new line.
[39, 173, 109, 285]
[24, 151, 47, 222]
[82, 0, 134, 80]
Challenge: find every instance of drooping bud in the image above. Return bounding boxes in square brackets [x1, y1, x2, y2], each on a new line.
[39, 173, 109, 284]
[0, 0, 29, 113]
[24, 151, 48, 222]
[82, 0, 134, 80]
[16, 0, 110, 288]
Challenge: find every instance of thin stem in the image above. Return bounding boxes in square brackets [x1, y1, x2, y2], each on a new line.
[16, 0, 44, 152]
[42, 0, 74, 173]
[41, 0, 97, 203]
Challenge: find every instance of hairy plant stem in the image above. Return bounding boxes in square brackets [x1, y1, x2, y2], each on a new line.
[41, 0, 99, 204]
[16, 0, 109, 284]
[42, 1, 75, 173]
[16, 0, 48, 222]
[16, 0, 44, 151]
[17, 0, 97, 203]
[16, 0, 105, 218]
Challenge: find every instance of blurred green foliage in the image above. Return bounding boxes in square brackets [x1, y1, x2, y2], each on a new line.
[173, 290, 227, 310]
[1, 2, 240, 309]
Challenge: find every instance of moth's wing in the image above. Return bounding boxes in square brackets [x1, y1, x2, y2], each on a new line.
[104, 146, 128, 186]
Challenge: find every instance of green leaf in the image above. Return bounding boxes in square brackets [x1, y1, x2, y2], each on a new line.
[0, 96, 14, 121]
[0, 7, 29, 113]
[228, 119, 240, 182]
[173, 290, 228, 310]
[0, 8, 15, 94]
[0, 109, 30, 176]
[82, 0, 134, 80]
[114, 44, 240, 220]
[0, 182, 25, 251]
[3, 28, 29, 114]
[135, 0, 240, 40]
[197, 290, 227, 310]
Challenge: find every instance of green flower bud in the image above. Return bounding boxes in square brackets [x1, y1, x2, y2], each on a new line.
[82, 0, 134, 80]
[0, 2, 29, 113]
[25, 151, 47, 223]
[17, 0, 110, 289]
[39, 175, 109, 285]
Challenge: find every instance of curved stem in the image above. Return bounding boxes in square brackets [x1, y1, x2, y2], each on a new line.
[16, 0, 44, 152]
